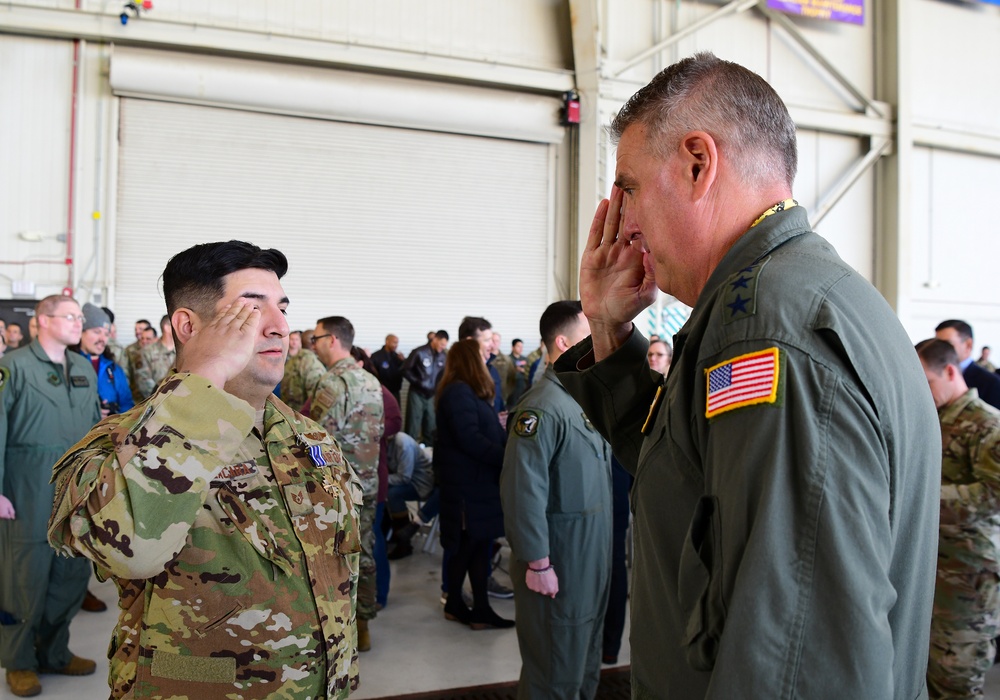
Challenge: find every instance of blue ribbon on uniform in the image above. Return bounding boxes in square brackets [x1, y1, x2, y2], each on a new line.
[308, 444, 327, 467]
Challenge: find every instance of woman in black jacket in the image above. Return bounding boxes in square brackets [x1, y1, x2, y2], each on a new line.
[435, 339, 513, 630]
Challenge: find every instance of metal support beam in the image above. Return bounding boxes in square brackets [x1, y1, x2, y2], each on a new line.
[613, 0, 760, 78]
[0, 4, 575, 95]
[810, 136, 891, 229]
[754, 4, 884, 118]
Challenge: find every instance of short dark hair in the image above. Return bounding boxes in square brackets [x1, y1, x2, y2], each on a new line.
[936, 319, 973, 342]
[135, 319, 151, 329]
[434, 330, 450, 341]
[540, 300, 584, 352]
[162, 240, 288, 316]
[458, 316, 492, 340]
[610, 51, 797, 189]
[159, 315, 171, 330]
[512, 338, 523, 347]
[145, 326, 158, 339]
[916, 338, 960, 374]
[101, 307, 115, 324]
[318, 316, 355, 350]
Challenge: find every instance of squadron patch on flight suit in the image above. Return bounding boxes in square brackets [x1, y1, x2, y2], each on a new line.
[705, 347, 783, 419]
[722, 257, 770, 325]
[47, 371, 62, 386]
[514, 411, 540, 438]
[0, 367, 8, 392]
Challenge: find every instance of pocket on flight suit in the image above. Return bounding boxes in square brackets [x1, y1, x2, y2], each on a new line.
[678, 495, 726, 672]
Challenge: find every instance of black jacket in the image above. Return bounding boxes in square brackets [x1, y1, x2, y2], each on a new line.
[434, 381, 506, 550]
[964, 361, 1000, 410]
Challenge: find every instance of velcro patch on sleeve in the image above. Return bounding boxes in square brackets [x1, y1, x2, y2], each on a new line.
[514, 410, 540, 438]
[705, 347, 781, 419]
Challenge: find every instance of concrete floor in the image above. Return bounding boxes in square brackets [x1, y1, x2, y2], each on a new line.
[6, 541, 1000, 699]
[0, 542, 629, 699]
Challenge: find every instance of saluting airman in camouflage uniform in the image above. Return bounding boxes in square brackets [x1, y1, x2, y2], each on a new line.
[310, 316, 384, 651]
[918, 338, 1000, 700]
[282, 346, 326, 412]
[48, 241, 362, 700]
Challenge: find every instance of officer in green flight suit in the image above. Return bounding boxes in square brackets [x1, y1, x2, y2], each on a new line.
[501, 301, 613, 700]
[1, 295, 101, 697]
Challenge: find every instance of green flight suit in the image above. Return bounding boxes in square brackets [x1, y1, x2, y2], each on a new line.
[0, 341, 101, 671]
[555, 205, 942, 699]
[501, 367, 612, 700]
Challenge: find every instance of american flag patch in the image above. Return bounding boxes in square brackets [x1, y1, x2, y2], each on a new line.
[705, 348, 780, 419]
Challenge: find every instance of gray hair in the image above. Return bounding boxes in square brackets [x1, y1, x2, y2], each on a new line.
[610, 52, 797, 189]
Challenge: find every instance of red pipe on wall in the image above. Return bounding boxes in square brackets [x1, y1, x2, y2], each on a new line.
[66, 36, 79, 288]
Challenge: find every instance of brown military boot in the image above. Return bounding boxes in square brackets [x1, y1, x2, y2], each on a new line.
[81, 589, 107, 612]
[357, 618, 371, 652]
[40, 655, 97, 676]
[6, 669, 42, 697]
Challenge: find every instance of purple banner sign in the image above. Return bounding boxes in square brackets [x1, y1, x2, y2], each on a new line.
[767, 0, 864, 25]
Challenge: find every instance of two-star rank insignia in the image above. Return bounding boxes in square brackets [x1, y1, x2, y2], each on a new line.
[514, 411, 540, 438]
[722, 256, 770, 325]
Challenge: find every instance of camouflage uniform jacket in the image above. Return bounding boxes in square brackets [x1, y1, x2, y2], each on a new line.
[133, 342, 176, 400]
[282, 349, 326, 412]
[48, 373, 362, 700]
[310, 357, 384, 498]
[123, 341, 144, 402]
[938, 387, 1000, 574]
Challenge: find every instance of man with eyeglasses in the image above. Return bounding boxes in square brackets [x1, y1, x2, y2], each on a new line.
[0, 294, 101, 697]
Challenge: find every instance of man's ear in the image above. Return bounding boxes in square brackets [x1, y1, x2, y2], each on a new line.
[679, 130, 718, 200]
[170, 308, 199, 345]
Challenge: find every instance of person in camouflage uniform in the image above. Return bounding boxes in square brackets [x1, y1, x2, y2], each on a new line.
[917, 338, 1000, 700]
[282, 329, 326, 412]
[310, 315, 384, 652]
[133, 316, 176, 400]
[48, 241, 362, 700]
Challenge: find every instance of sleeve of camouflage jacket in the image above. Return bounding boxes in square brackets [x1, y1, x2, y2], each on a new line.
[49, 373, 255, 579]
[309, 372, 348, 435]
[132, 346, 157, 399]
[941, 424, 1000, 526]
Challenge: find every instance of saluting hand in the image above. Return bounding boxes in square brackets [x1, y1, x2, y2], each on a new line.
[580, 185, 658, 360]
[176, 300, 260, 389]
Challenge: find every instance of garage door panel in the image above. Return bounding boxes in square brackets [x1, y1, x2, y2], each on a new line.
[115, 98, 551, 353]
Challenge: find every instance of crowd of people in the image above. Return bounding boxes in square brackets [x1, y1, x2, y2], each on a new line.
[3, 50, 1000, 700]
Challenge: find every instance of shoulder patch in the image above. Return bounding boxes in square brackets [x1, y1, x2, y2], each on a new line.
[722, 256, 770, 325]
[705, 347, 782, 419]
[514, 410, 540, 438]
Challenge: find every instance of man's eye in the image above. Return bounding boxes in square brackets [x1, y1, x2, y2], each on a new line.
[280, 308, 288, 316]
